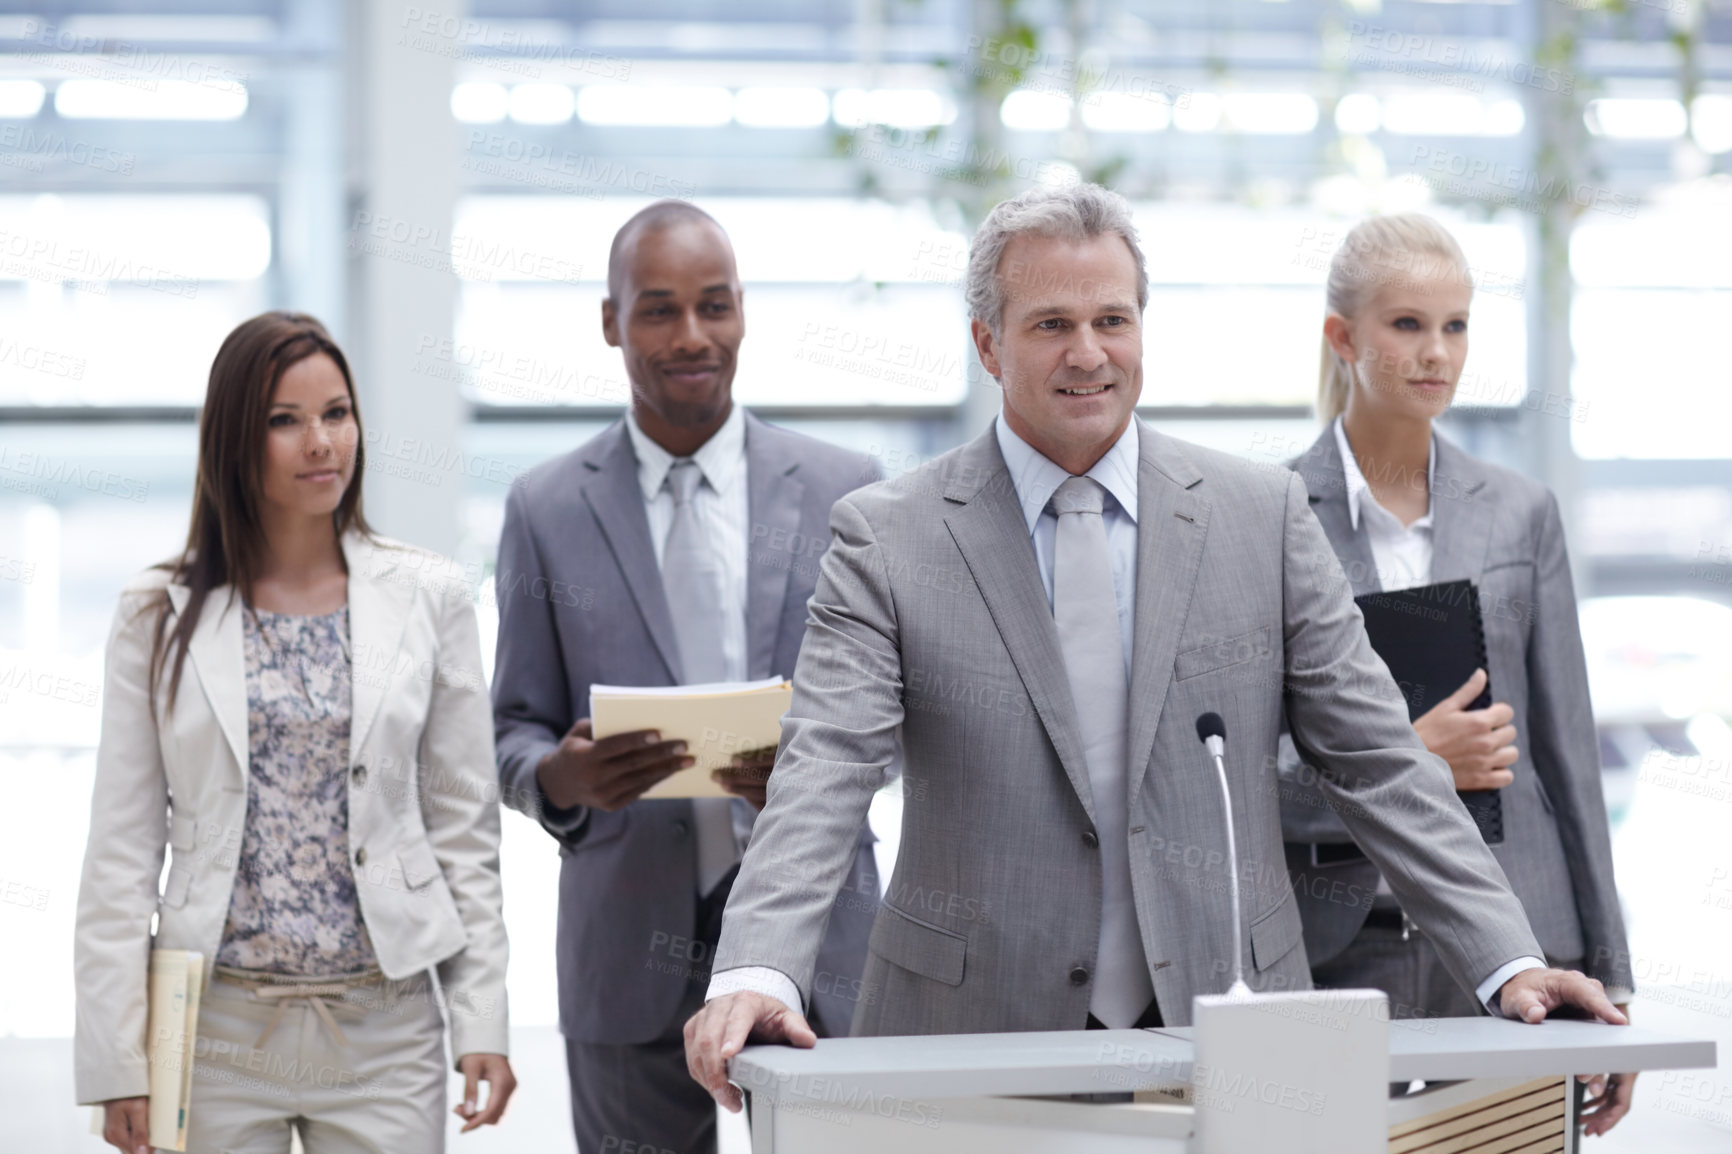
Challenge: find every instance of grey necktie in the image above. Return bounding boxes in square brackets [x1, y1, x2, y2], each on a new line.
[1051, 475, 1155, 1027]
[663, 459, 751, 895]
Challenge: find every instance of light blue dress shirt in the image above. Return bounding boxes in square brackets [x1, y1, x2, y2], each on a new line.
[993, 413, 1140, 675]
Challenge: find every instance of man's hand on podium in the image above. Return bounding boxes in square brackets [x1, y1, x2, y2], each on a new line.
[685, 991, 817, 1112]
[1496, 967, 1628, 1025]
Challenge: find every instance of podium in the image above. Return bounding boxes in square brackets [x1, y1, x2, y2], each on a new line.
[730, 1009, 1716, 1153]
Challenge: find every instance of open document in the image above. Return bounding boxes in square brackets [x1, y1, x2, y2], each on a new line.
[589, 677, 793, 799]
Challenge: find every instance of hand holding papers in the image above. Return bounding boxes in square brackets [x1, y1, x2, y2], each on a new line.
[588, 677, 793, 800]
[710, 746, 776, 810]
[535, 717, 694, 811]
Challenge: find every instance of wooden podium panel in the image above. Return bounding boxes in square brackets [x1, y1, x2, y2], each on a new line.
[1390, 1077, 1566, 1153]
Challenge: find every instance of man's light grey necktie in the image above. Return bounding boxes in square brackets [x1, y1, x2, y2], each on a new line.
[1051, 475, 1155, 1027]
[663, 459, 751, 896]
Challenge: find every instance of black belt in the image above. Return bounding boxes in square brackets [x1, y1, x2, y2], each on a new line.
[1298, 840, 1367, 867]
[1363, 905, 1406, 932]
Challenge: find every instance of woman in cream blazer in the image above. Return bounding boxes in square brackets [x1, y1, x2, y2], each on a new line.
[76, 312, 514, 1153]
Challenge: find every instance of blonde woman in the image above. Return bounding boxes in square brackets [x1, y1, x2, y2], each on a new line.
[1278, 216, 1633, 1134]
[75, 312, 515, 1153]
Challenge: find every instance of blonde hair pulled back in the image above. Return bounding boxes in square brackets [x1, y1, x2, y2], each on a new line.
[1317, 214, 1472, 423]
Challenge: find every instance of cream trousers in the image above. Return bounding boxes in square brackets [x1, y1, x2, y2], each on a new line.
[184, 969, 447, 1154]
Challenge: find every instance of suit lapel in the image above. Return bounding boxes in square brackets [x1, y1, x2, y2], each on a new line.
[171, 580, 248, 782]
[743, 415, 803, 680]
[1126, 424, 1211, 802]
[1294, 427, 1380, 597]
[943, 430, 1099, 824]
[582, 424, 683, 682]
[1429, 434, 1494, 583]
[343, 532, 413, 763]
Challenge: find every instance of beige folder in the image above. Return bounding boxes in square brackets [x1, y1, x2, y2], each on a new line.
[91, 948, 203, 1148]
[147, 948, 203, 1150]
[589, 677, 792, 799]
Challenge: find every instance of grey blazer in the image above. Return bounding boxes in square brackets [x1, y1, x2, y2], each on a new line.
[716, 419, 1544, 1036]
[491, 412, 882, 1045]
[1279, 427, 1633, 995]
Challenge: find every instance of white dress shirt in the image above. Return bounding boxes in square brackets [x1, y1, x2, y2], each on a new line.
[624, 403, 750, 683]
[1335, 417, 1434, 594]
[1334, 417, 1543, 1014]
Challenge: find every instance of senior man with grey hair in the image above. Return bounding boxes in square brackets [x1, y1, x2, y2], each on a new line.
[685, 182, 1624, 1111]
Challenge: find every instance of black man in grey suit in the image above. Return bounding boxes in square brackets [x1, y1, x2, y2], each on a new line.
[493, 201, 880, 1154]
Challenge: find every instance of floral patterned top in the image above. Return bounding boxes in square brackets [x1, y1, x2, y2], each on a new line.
[215, 605, 379, 975]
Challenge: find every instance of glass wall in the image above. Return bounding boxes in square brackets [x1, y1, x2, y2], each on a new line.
[2, 2, 1730, 1147]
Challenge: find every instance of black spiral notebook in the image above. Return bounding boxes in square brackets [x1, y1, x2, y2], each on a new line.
[1354, 579, 1504, 845]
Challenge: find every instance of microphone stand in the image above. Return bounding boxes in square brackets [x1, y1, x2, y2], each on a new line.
[1198, 715, 1253, 999]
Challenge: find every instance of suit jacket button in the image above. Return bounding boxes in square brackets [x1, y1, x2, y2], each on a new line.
[673, 820, 690, 837]
[1069, 966, 1090, 986]
[355, 847, 367, 867]
[352, 764, 367, 786]
[1081, 829, 1099, 848]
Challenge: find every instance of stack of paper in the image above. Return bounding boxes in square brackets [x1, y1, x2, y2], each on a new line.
[589, 677, 793, 799]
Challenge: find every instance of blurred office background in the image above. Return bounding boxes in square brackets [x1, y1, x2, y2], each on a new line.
[1, 0, 1729, 1149]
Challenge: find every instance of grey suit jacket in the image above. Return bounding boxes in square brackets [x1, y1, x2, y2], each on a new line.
[1278, 427, 1633, 994]
[716, 419, 1544, 1036]
[491, 412, 883, 1045]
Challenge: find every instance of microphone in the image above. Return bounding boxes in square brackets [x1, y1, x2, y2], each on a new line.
[1195, 711, 1251, 999]
[1195, 710, 1225, 759]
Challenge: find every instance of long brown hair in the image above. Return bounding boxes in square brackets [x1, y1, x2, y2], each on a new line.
[148, 311, 372, 711]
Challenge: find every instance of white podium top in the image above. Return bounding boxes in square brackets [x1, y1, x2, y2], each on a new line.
[731, 1028, 1191, 1104]
[1180, 1018, 1717, 1084]
[730, 1019, 1715, 1105]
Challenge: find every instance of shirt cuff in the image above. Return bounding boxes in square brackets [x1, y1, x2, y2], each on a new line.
[1478, 956, 1547, 1016]
[538, 785, 589, 837]
[707, 966, 804, 1019]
